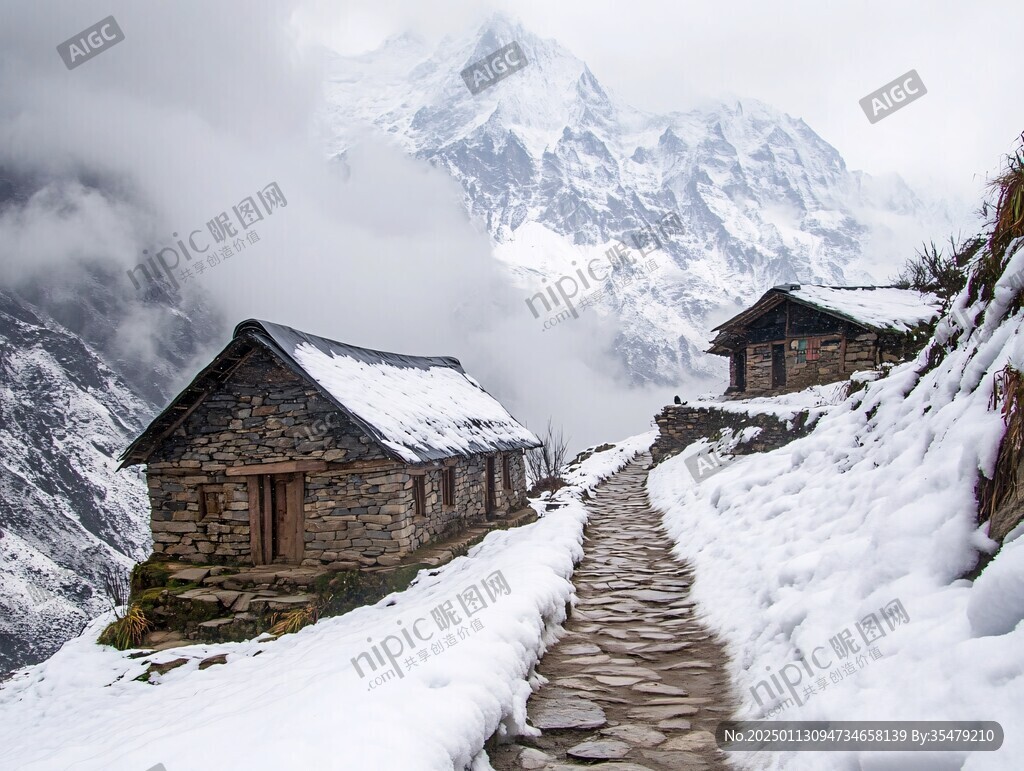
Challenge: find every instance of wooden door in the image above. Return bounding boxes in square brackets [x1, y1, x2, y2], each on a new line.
[734, 351, 746, 391]
[485, 457, 496, 516]
[248, 472, 304, 564]
[770, 344, 786, 387]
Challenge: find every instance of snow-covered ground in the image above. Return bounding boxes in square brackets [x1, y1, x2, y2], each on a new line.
[0, 432, 654, 771]
[648, 245, 1024, 769]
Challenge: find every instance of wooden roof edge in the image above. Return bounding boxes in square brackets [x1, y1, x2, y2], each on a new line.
[119, 325, 543, 471]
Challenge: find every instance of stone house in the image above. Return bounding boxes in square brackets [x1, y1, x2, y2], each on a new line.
[708, 285, 941, 396]
[120, 319, 541, 569]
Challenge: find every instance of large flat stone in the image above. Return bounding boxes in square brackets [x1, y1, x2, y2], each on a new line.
[517, 747, 554, 769]
[169, 567, 211, 583]
[593, 675, 646, 686]
[530, 691, 607, 730]
[632, 682, 689, 696]
[657, 719, 693, 731]
[600, 724, 668, 747]
[662, 731, 717, 752]
[566, 739, 631, 760]
[560, 642, 602, 655]
[628, 704, 699, 720]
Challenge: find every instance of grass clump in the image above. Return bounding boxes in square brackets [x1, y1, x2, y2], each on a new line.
[97, 604, 151, 650]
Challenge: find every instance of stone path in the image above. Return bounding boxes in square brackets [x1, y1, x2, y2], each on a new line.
[490, 455, 736, 770]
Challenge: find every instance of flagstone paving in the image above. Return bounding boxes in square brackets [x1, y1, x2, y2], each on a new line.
[490, 455, 736, 770]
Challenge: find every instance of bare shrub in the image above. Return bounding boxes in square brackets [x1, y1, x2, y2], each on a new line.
[100, 563, 132, 616]
[526, 419, 570, 494]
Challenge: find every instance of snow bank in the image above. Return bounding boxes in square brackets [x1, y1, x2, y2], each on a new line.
[0, 432, 654, 771]
[648, 249, 1024, 770]
[694, 380, 849, 422]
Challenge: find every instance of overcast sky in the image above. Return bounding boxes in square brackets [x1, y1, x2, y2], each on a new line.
[298, 0, 1024, 205]
[1, 1, 1021, 452]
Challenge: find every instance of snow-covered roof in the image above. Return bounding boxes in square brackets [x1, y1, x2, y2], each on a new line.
[781, 285, 942, 332]
[709, 284, 942, 354]
[120, 320, 540, 467]
[252, 321, 540, 463]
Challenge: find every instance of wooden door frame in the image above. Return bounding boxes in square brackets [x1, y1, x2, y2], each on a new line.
[485, 456, 496, 517]
[248, 471, 304, 564]
[771, 343, 787, 388]
[734, 350, 746, 391]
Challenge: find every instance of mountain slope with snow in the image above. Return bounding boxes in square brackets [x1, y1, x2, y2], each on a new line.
[0, 289, 158, 675]
[322, 16, 962, 385]
[648, 238, 1024, 768]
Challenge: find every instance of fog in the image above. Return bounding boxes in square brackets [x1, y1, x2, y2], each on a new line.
[0, 0, 687, 454]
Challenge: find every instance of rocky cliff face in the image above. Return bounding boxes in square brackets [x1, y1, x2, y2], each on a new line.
[0, 178, 225, 676]
[323, 16, 958, 384]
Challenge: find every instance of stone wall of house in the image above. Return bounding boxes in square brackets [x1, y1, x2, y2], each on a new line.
[144, 347, 531, 567]
[737, 333, 880, 396]
[781, 335, 846, 391]
[651, 404, 813, 465]
[146, 348, 388, 564]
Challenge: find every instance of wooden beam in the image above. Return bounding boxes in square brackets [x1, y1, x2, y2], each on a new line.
[225, 459, 328, 477]
[247, 475, 264, 566]
[288, 472, 305, 563]
[322, 459, 404, 475]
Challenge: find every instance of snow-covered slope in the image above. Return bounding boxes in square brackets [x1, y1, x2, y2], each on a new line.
[0, 173, 225, 676]
[0, 434, 654, 771]
[322, 15, 961, 385]
[0, 290, 155, 676]
[648, 240, 1024, 768]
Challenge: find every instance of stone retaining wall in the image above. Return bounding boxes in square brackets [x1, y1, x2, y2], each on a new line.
[651, 404, 813, 465]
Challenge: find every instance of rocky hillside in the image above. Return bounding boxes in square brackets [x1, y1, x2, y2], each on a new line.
[323, 15, 959, 384]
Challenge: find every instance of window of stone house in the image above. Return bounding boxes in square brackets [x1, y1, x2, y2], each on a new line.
[806, 338, 821, 361]
[501, 454, 512, 490]
[442, 467, 455, 507]
[413, 476, 426, 517]
[198, 485, 222, 519]
[794, 338, 822, 364]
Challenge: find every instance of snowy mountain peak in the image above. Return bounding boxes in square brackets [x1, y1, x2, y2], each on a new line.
[324, 17, 955, 385]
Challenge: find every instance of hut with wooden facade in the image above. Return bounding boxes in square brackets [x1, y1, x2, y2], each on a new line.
[708, 285, 941, 396]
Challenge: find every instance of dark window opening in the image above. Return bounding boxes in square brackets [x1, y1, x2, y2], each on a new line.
[413, 476, 426, 517]
[199, 485, 222, 519]
[501, 454, 512, 490]
[771, 343, 787, 388]
[442, 467, 455, 507]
